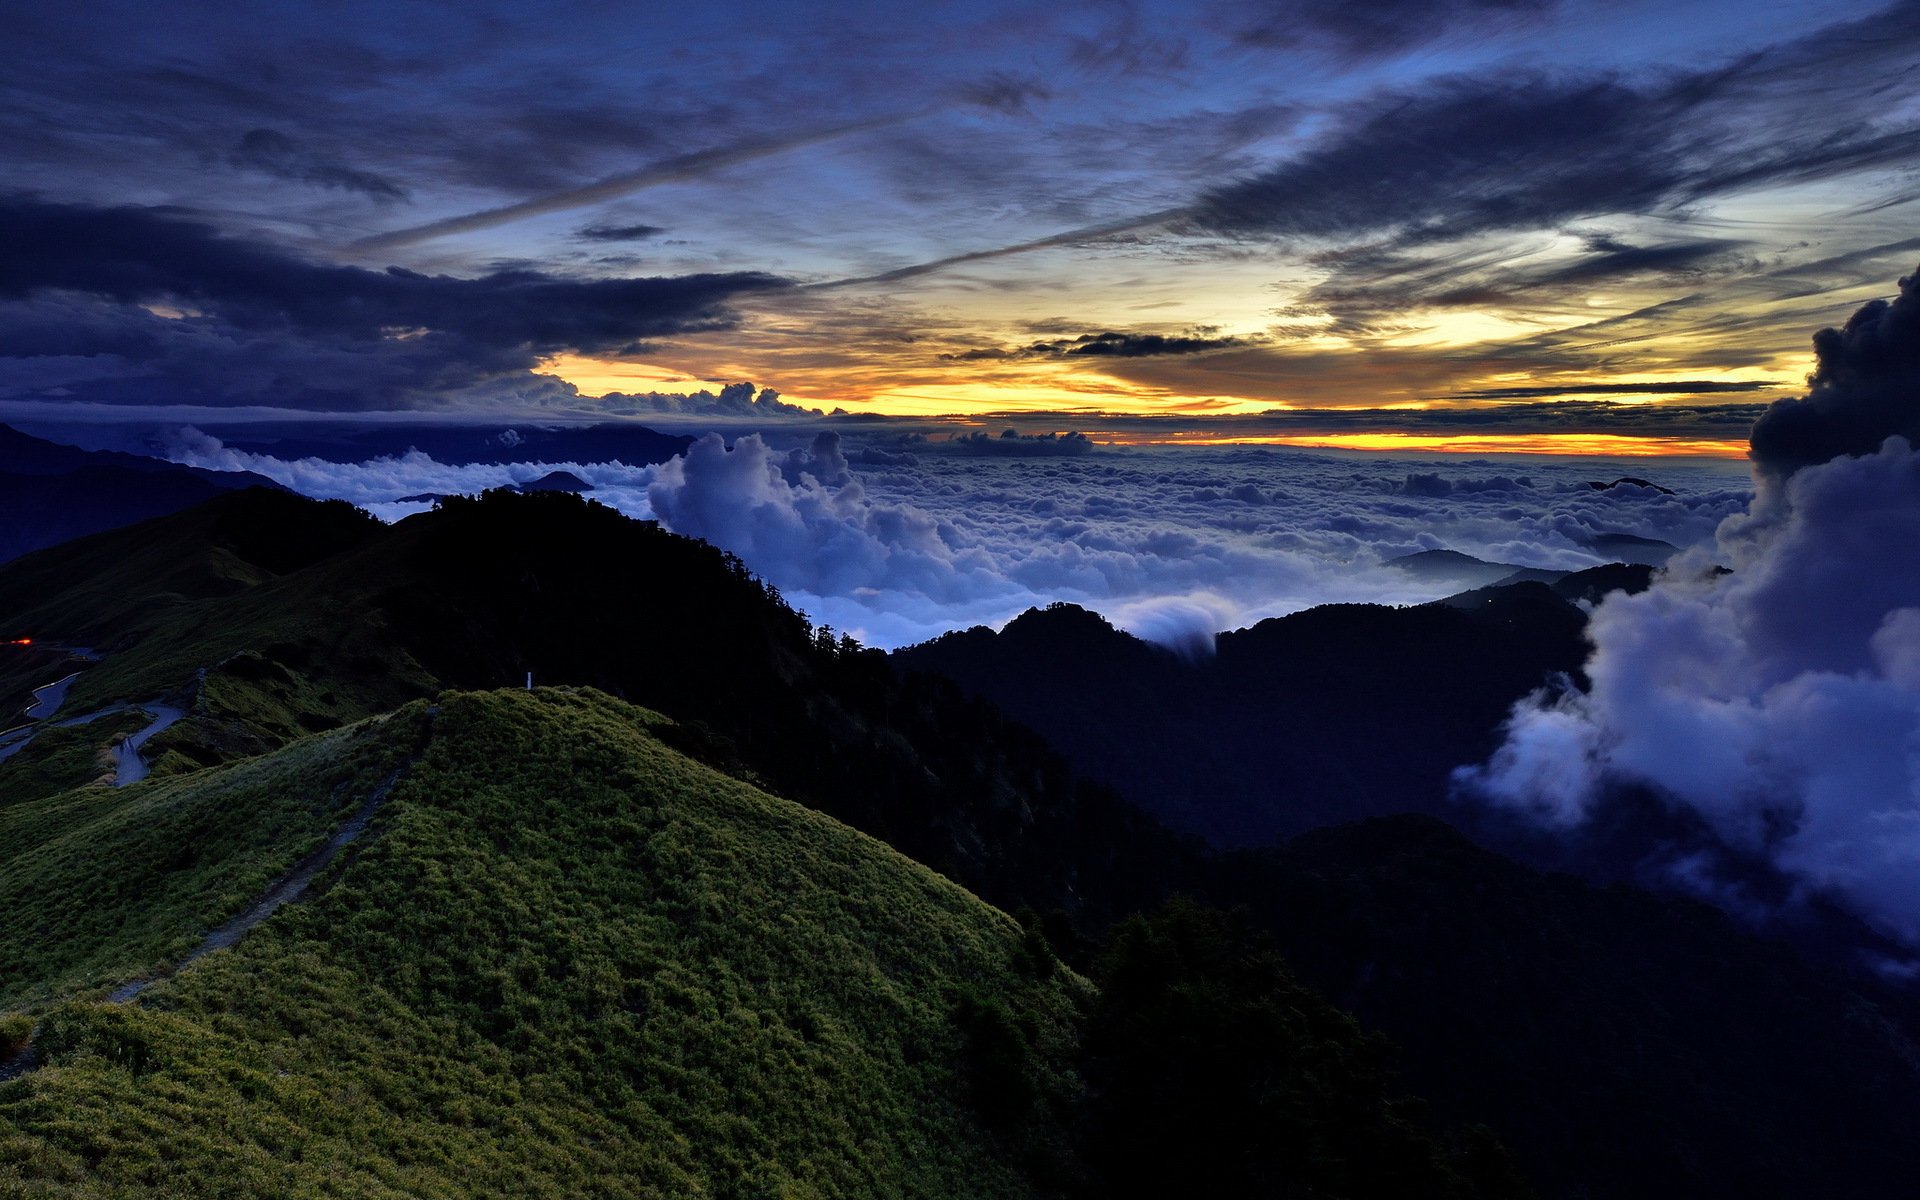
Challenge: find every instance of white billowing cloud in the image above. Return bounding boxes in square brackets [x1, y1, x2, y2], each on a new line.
[1461, 268, 1920, 945]
[159, 425, 662, 522]
[644, 431, 1015, 603]
[157, 425, 1749, 651]
[1460, 438, 1920, 944]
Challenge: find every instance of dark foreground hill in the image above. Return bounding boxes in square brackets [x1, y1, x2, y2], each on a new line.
[0, 487, 1183, 922]
[5, 489, 1920, 1199]
[0, 689, 1512, 1199]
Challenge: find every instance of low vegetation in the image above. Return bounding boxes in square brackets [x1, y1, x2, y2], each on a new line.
[0, 710, 149, 808]
[0, 689, 1518, 1198]
[0, 710, 424, 1008]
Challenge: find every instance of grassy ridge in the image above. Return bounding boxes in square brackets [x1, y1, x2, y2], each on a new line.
[0, 690, 1085, 1198]
[0, 709, 426, 1009]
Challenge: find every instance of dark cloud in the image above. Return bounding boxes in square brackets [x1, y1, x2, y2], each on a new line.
[574, 223, 666, 242]
[812, 207, 1186, 290]
[1067, 10, 1190, 78]
[953, 72, 1054, 116]
[1749, 263, 1920, 478]
[811, 400, 1768, 442]
[1195, 8, 1920, 250]
[943, 329, 1252, 361]
[0, 196, 786, 408]
[837, 5, 1918, 295]
[598, 381, 825, 420]
[945, 429, 1097, 456]
[353, 113, 921, 251]
[1226, 0, 1554, 61]
[1290, 235, 1754, 337]
[1449, 380, 1777, 401]
[1190, 75, 1707, 242]
[226, 128, 407, 201]
[1543, 236, 1742, 284]
[1063, 330, 1253, 357]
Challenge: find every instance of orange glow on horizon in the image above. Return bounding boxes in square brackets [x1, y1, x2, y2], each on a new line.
[539, 354, 717, 396]
[542, 354, 1761, 458]
[1109, 432, 1753, 458]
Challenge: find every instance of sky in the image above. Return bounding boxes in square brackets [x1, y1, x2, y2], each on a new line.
[5, 0, 1920, 451]
[10, 0, 1920, 947]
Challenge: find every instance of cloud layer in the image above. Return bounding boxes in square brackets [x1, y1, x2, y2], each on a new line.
[1460, 266, 1920, 947]
[154, 423, 1749, 650]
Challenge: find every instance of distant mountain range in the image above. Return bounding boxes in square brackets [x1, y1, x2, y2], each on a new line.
[0, 425, 280, 564]
[1385, 537, 1678, 589]
[894, 573, 1642, 849]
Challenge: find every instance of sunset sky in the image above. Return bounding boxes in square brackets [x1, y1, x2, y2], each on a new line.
[6, 0, 1919, 452]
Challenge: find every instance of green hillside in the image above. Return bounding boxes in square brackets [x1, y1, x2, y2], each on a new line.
[1, 690, 1084, 1197]
[0, 689, 1513, 1198]
[24, 488, 1904, 1197]
[0, 489, 1186, 924]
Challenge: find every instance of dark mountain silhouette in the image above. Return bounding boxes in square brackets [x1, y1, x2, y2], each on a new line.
[1222, 815, 1920, 1200]
[398, 468, 594, 505]
[8, 487, 1920, 1199]
[1579, 530, 1679, 564]
[0, 425, 282, 564]
[512, 469, 592, 492]
[895, 585, 1599, 848]
[1586, 475, 1676, 495]
[1383, 547, 1536, 587]
[1436, 563, 1657, 614]
[0, 487, 1188, 922]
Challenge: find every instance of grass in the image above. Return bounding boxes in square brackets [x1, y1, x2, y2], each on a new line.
[0, 709, 427, 1009]
[0, 690, 1085, 1198]
[0, 711, 149, 808]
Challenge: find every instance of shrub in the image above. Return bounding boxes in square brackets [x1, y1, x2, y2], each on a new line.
[0, 1012, 31, 1058]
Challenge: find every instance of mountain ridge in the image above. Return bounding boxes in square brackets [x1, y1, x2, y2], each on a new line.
[7, 488, 1920, 1199]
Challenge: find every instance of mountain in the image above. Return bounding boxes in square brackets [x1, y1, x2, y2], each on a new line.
[1384, 547, 1538, 588]
[1579, 530, 1680, 565]
[1586, 475, 1677, 495]
[0, 487, 1185, 923]
[511, 468, 593, 492]
[1437, 563, 1656, 613]
[894, 587, 1597, 848]
[0, 425, 282, 564]
[0, 688, 1515, 1198]
[1225, 815, 1920, 1200]
[8, 488, 1920, 1199]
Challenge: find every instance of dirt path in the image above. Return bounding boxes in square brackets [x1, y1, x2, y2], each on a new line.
[107, 770, 402, 1002]
[0, 766, 409, 1078]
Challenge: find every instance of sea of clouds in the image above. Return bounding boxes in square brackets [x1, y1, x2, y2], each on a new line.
[157, 423, 1751, 650]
